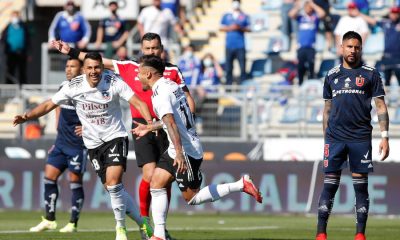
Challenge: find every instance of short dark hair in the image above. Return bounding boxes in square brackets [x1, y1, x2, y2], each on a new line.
[67, 57, 83, 66]
[140, 55, 165, 75]
[109, 1, 118, 7]
[342, 31, 362, 45]
[84, 52, 103, 63]
[141, 32, 162, 45]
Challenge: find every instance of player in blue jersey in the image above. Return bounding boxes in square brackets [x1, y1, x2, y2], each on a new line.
[315, 31, 390, 240]
[29, 58, 87, 233]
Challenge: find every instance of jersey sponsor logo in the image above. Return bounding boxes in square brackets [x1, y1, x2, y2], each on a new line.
[361, 159, 372, 163]
[81, 103, 109, 111]
[356, 76, 365, 87]
[109, 153, 120, 157]
[332, 89, 365, 97]
[324, 144, 329, 157]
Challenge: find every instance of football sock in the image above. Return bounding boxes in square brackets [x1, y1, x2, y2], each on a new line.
[317, 174, 341, 234]
[353, 176, 369, 234]
[123, 190, 143, 226]
[139, 179, 151, 217]
[44, 178, 58, 221]
[70, 181, 84, 225]
[107, 183, 126, 228]
[188, 178, 243, 205]
[151, 188, 167, 239]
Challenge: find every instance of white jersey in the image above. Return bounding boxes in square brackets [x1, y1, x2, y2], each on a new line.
[52, 70, 134, 149]
[151, 78, 203, 159]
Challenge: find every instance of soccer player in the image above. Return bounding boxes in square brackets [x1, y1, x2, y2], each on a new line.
[133, 55, 263, 240]
[52, 33, 195, 239]
[29, 58, 86, 233]
[14, 52, 153, 240]
[315, 31, 389, 240]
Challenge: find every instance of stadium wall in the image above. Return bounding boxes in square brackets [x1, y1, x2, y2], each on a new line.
[0, 139, 398, 214]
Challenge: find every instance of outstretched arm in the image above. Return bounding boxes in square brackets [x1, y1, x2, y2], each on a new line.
[13, 99, 58, 126]
[51, 40, 115, 71]
[131, 120, 163, 139]
[162, 113, 187, 173]
[375, 96, 389, 161]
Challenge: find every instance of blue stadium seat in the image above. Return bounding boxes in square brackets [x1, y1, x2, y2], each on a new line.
[261, 0, 283, 11]
[307, 105, 324, 124]
[249, 59, 268, 78]
[250, 13, 269, 32]
[370, 0, 390, 10]
[364, 32, 384, 55]
[391, 107, 400, 124]
[317, 59, 337, 78]
[280, 105, 302, 123]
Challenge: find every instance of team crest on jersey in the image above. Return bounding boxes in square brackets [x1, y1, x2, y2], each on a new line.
[356, 76, 365, 87]
[102, 90, 110, 100]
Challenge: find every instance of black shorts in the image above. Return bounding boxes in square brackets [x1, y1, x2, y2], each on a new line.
[88, 137, 128, 184]
[132, 118, 169, 167]
[158, 152, 203, 191]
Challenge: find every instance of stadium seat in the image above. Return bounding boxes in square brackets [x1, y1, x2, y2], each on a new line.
[280, 105, 303, 123]
[317, 59, 337, 78]
[307, 105, 324, 124]
[391, 107, 400, 124]
[261, 0, 283, 11]
[250, 13, 269, 32]
[364, 32, 384, 55]
[370, 0, 390, 10]
[249, 59, 268, 78]
[315, 33, 326, 52]
[300, 79, 323, 101]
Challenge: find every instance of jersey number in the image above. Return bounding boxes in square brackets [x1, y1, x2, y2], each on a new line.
[179, 100, 194, 130]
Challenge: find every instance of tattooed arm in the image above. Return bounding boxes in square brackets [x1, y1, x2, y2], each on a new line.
[323, 100, 332, 138]
[162, 113, 187, 173]
[374, 96, 389, 161]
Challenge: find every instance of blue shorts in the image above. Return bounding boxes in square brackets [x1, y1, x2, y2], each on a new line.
[323, 140, 373, 174]
[47, 145, 88, 174]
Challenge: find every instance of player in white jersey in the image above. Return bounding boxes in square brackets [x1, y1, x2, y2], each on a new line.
[132, 55, 263, 240]
[13, 52, 152, 240]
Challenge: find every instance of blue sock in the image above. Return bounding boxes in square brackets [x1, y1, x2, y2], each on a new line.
[70, 181, 84, 225]
[317, 173, 341, 234]
[44, 178, 58, 221]
[353, 176, 369, 234]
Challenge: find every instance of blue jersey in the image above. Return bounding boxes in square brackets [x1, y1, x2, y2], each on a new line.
[323, 64, 385, 142]
[55, 81, 85, 149]
[296, 13, 319, 48]
[98, 15, 127, 42]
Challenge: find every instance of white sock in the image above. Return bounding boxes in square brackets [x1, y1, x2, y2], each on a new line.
[124, 190, 143, 226]
[107, 183, 126, 228]
[188, 178, 243, 205]
[151, 188, 168, 239]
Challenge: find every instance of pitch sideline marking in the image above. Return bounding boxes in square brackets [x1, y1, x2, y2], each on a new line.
[0, 226, 279, 234]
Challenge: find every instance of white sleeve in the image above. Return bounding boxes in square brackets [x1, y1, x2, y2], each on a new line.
[154, 91, 173, 119]
[137, 8, 147, 23]
[334, 17, 344, 36]
[359, 18, 369, 34]
[115, 76, 134, 101]
[51, 83, 71, 105]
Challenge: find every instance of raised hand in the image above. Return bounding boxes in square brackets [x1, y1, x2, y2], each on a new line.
[51, 40, 71, 55]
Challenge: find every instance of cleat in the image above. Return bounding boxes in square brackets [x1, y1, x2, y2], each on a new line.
[165, 229, 175, 240]
[140, 217, 153, 239]
[242, 175, 263, 203]
[115, 226, 128, 240]
[59, 222, 77, 233]
[355, 233, 366, 240]
[29, 216, 57, 232]
[150, 236, 164, 240]
[316, 233, 327, 240]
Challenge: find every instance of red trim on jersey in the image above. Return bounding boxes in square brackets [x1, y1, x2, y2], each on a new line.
[113, 60, 185, 119]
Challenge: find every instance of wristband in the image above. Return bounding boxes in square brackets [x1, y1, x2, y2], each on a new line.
[381, 131, 389, 138]
[68, 48, 81, 59]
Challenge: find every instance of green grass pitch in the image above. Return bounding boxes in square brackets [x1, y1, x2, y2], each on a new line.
[0, 211, 399, 240]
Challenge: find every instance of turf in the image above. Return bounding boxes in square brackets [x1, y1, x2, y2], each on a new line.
[0, 211, 399, 240]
